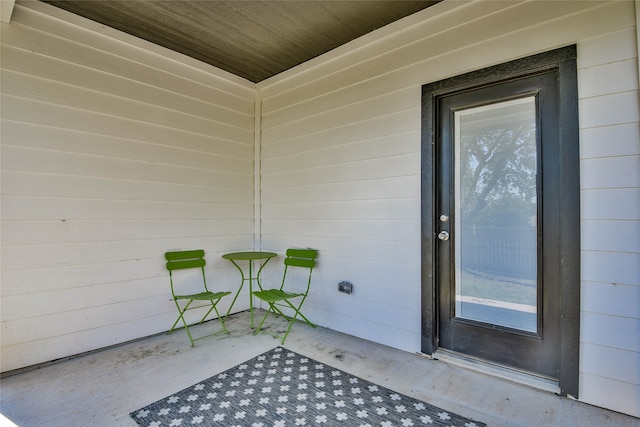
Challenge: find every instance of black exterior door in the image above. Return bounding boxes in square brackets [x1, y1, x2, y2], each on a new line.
[421, 46, 580, 395]
[436, 71, 560, 378]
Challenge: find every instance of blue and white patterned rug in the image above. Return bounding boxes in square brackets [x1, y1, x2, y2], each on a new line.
[130, 347, 484, 426]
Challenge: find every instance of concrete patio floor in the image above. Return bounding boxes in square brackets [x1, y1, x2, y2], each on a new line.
[1, 310, 637, 427]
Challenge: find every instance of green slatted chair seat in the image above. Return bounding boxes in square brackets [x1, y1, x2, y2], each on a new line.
[252, 289, 304, 303]
[177, 291, 231, 301]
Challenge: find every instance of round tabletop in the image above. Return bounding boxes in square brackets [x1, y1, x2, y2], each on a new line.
[222, 251, 277, 261]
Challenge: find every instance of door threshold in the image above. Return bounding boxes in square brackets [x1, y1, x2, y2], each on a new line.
[431, 349, 561, 395]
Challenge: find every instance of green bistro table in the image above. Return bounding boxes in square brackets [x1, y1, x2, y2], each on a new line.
[222, 251, 277, 327]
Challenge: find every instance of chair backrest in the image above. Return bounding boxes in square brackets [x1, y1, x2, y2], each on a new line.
[165, 250, 208, 295]
[281, 248, 317, 292]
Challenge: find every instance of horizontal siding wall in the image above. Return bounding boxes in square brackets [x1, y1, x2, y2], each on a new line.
[0, 1, 255, 372]
[578, 25, 640, 415]
[258, 0, 639, 417]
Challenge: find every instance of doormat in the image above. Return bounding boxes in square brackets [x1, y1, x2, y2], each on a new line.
[130, 347, 484, 426]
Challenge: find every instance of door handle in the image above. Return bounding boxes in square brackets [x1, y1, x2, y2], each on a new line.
[437, 231, 450, 241]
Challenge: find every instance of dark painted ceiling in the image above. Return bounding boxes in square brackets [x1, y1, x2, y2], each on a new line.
[43, 1, 439, 82]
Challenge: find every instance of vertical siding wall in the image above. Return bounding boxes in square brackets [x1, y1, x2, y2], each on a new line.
[258, 0, 639, 417]
[0, 1, 255, 372]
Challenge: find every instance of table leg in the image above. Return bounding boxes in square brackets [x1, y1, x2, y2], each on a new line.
[224, 255, 275, 328]
[224, 259, 245, 323]
[255, 257, 272, 292]
[253, 257, 273, 327]
[248, 259, 253, 327]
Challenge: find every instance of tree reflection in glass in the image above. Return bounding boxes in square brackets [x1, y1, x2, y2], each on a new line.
[454, 97, 538, 332]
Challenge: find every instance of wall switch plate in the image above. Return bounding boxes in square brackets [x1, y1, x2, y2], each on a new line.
[338, 281, 353, 294]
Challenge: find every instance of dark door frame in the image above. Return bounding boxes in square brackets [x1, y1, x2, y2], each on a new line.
[420, 46, 580, 397]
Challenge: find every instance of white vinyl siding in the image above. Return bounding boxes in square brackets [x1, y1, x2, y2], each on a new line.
[578, 25, 640, 415]
[0, 1, 255, 372]
[258, 0, 639, 417]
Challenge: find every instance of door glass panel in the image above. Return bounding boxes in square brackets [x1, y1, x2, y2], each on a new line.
[454, 97, 538, 333]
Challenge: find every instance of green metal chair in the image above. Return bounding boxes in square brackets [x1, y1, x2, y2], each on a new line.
[165, 250, 232, 346]
[252, 248, 318, 344]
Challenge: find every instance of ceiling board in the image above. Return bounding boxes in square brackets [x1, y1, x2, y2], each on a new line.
[43, 1, 439, 82]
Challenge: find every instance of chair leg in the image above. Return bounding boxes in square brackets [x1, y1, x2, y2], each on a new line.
[284, 300, 316, 328]
[168, 300, 197, 346]
[211, 299, 229, 334]
[168, 300, 193, 334]
[196, 298, 229, 333]
[169, 298, 228, 346]
[279, 301, 316, 344]
[253, 300, 315, 344]
[253, 304, 274, 335]
[223, 285, 243, 322]
[197, 304, 217, 325]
